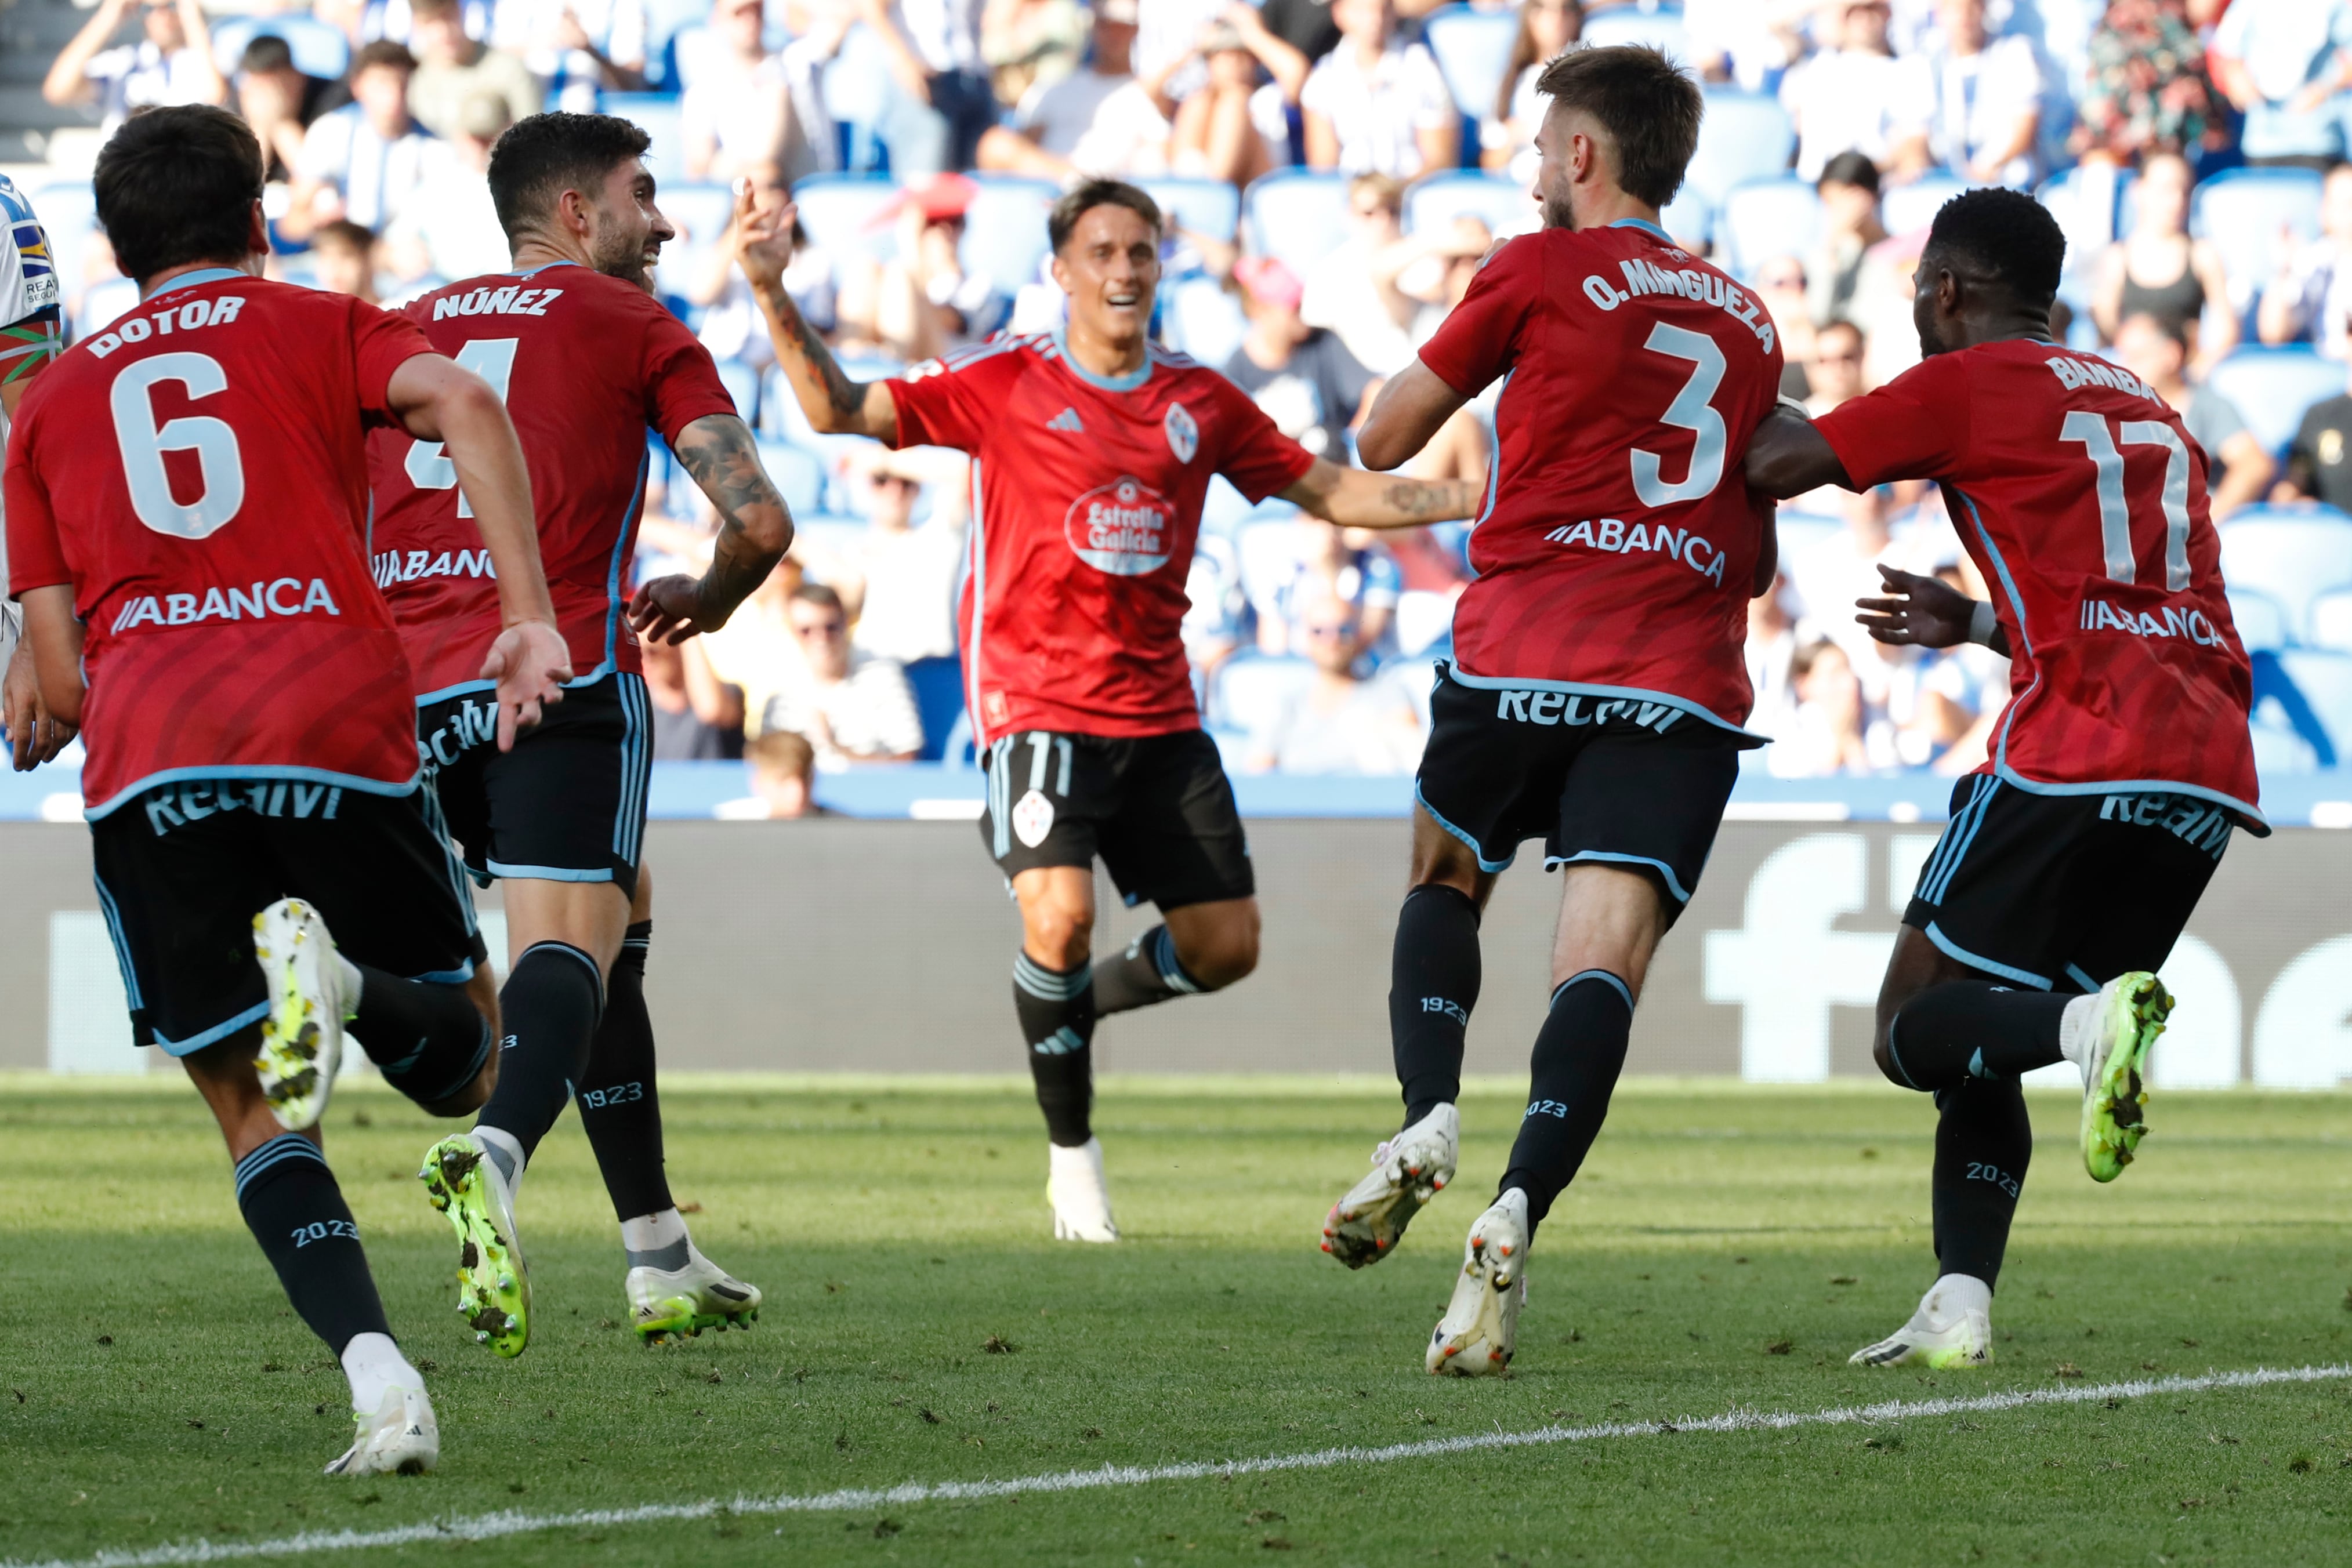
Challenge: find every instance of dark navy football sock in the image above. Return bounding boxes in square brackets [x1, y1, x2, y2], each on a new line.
[1497, 970, 1633, 1231]
[349, 964, 491, 1107]
[1930, 1078, 2032, 1289]
[1016, 949, 1096, 1146]
[234, 1134, 393, 1356]
[475, 941, 604, 1168]
[1885, 981, 2071, 1090]
[1090, 924, 1206, 1017]
[1390, 884, 1483, 1128]
[575, 922, 673, 1222]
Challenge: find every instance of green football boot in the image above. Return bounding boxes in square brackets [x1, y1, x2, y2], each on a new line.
[2080, 971, 2172, 1183]
[419, 1133, 531, 1357]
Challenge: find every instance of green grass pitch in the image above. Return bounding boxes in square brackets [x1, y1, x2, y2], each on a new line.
[2, 1073, 2348, 1566]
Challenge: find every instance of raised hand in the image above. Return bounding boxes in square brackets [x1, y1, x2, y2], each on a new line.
[626, 574, 729, 645]
[478, 620, 572, 752]
[1855, 563, 1978, 649]
[732, 183, 797, 292]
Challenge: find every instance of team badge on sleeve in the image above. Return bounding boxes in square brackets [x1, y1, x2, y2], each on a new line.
[1012, 787, 1056, 848]
[1164, 402, 1197, 464]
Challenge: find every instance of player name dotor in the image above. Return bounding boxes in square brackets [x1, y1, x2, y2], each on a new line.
[1541, 517, 1728, 585]
[85, 292, 246, 358]
[1064, 477, 1173, 575]
[109, 576, 341, 631]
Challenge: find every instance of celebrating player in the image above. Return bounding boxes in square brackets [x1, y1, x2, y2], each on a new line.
[741, 176, 1479, 1242]
[370, 112, 793, 1356]
[1333, 46, 1783, 1375]
[4, 106, 571, 1473]
[1744, 188, 2263, 1370]
[1, 170, 68, 770]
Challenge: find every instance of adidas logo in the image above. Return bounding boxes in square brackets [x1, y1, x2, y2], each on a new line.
[1046, 406, 1085, 434]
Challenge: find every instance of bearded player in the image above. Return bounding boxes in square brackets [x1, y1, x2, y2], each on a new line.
[369, 112, 793, 1355]
[741, 177, 1479, 1241]
[1334, 46, 1784, 1375]
[1745, 188, 2263, 1369]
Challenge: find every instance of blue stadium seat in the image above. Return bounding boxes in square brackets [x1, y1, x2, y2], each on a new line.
[1683, 90, 1794, 209]
[2253, 649, 2352, 771]
[2191, 168, 2324, 310]
[661, 181, 738, 280]
[2037, 165, 2137, 263]
[715, 360, 759, 424]
[600, 93, 687, 190]
[2219, 507, 2352, 644]
[789, 173, 900, 264]
[2310, 588, 2352, 654]
[2226, 587, 2292, 652]
[2204, 350, 2346, 455]
[1658, 183, 1712, 249]
[823, 22, 898, 170]
[1882, 172, 1971, 238]
[1580, 3, 1686, 55]
[899, 655, 966, 761]
[1716, 177, 1822, 280]
[752, 440, 824, 515]
[963, 176, 1059, 297]
[641, 0, 710, 88]
[211, 15, 349, 79]
[1406, 172, 1532, 238]
[1211, 655, 1315, 737]
[1161, 275, 1246, 371]
[1139, 177, 1241, 244]
[1243, 170, 1353, 273]
[1422, 4, 1521, 121]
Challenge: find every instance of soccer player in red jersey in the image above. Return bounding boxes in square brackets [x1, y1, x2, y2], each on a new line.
[368, 113, 793, 1356]
[1745, 188, 2264, 1370]
[4, 106, 571, 1473]
[1332, 47, 1784, 1375]
[737, 176, 1480, 1241]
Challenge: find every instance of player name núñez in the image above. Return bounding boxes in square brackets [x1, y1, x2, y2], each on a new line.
[2042, 354, 2163, 404]
[2079, 596, 2227, 646]
[374, 547, 498, 587]
[1586, 260, 1777, 354]
[1541, 517, 1727, 585]
[432, 284, 563, 320]
[110, 577, 341, 631]
[84, 293, 246, 358]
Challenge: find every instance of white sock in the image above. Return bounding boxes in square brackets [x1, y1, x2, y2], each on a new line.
[2057, 991, 2103, 1081]
[1916, 1273, 1992, 1330]
[620, 1208, 692, 1271]
[335, 952, 364, 1021]
[473, 1125, 527, 1195]
[341, 1331, 417, 1413]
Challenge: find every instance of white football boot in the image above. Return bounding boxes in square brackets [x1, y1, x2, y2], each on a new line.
[252, 898, 351, 1131]
[1849, 1274, 1994, 1370]
[1047, 1137, 1119, 1242]
[325, 1383, 438, 1476]
[1322, 1103, 1459, 1268]
[628, 1249, 763, 1344]
[1427, 1188, 1530, 1377]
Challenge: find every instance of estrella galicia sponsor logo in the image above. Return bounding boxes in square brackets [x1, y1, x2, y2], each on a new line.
[1064, 476, 1174, 575]
[1164, 401, 1198, 464]
[143, 779, 343, 836]
[1491, 690, 1685, 734]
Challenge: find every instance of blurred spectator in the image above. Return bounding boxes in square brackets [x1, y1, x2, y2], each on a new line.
[1768, 640, 1879, 777]
[1684, 0, 1809, 91]
[744, 728, 822, 816]
[1743, 573, 1802, 762]
[1805, 318, 1869, 415]
[858, 173, 1009, 361]
[1260, 0, 1343, 64]
[1788, 477, 1938, 699]
[1407, 217, 1496, 347]
[1299, 174, 1426, 375]
[2071, 0, 2225, 164]
[1779, 0, 1931, 183]
[1752, 256, 1819, 395]
[977, 0, 1173, 180]
[1224, 256, 1375, 461]
[1245, 590, 1424, 774]
[691, 166, 836, 369]
[1854, 225, 1928, 387]
[1807, 151, 1889, 327]
[384, 94, 512, 283]
[2257, 162, 2352, 361]
[2209, 0, 2352, 170]
[407, 0, 542, 140]
[491, 0, 648, 111]
[308, 219, 383, 302]
[2277, 368, 2352, 513]
[700, 556, 809, 741]
[1483, 0, 1580, 182]
[981, 0, 1088, 106]
[1167, 13, 1303, 188]
[644, 631, 744, 761]
[44, 0, 225, 130]
[2088, 151, 2235, 369]
[237, 35, 345, 183]
[1925, 0, 2044, 187]
[1302, 0, 1458, 180]
[769, 583, 925, 764]
[2109, 311, 2275, 521]
[288, 42, 438, 242]
[683, 0, 842, 184]
[857, 0, 997, 179]
[831, 445, 970, 665]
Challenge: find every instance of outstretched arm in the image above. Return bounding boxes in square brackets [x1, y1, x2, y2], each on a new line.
[1742, 401, 1854, 499]
[628, 413, 796, 644]
[1353, 359, 1466, 472]
[1857, 564, 2010, 658]
[735, 187, 900, 442]
[1278, 456, 1479, 529]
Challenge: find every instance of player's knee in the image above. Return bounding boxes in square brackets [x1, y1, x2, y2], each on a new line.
[420, 1059, 494, 1118]
[1177, 909, 1259, 990]
[1024, 909, 1092, 970]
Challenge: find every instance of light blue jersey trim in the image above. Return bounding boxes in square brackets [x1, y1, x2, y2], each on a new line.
[966, 459, 990, 746]
[93, 872, 144, 1012]
[154, 999, 271, 1058]
[1988, 765, 2267, 832]
[484, 861, 616, 883]
[1918, 776, 1997, 905]
[143, 266, 247, 300]
[2063, 963, 2099, 995]
[1441, 663, 1766, 743]
[1544, 849, 1694, 906]
[610, 670, 650, 863]
[1413, 782, 1516, 872]
[1923, 921, 2052, 990]
[1949, 490, 2043, 783]
[601, 453, 650, 673]
[84, 766, 419, 821]
[1049, 327, 1154, 392]
[1553, 968, 1635, 1010]
[409, 964, 480, 985]
[1609, 217, 1673, 242]
[412, 665, 616, 709]
[509, 259, 579, 278]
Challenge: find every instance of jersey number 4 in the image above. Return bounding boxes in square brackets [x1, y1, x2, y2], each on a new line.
[2059, 410, 2192, 591]
[404, 337, 519, 517]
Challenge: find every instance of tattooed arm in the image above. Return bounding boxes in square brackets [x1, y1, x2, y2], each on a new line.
[734, 186, 900, 443]
[1278, 457, 1480, 529]
[627, 413, 796, 644]
[1353, 359, 1468, 473]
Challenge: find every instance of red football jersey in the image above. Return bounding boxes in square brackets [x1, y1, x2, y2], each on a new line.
[885, 333, 1315, 743]
[1816, 340, 2263, 824]
[366, 264, 736, 697]
[5, 271, 432, 816]
[1418, 221, 1784, 735]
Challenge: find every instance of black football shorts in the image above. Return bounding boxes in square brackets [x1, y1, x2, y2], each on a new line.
[418, 669, 653, 900]
[1414, 663, 1746, 925]
[89, 776, 486, 1055]
[1904, 773, 2233, 992]
[979, 727, 1254, 910]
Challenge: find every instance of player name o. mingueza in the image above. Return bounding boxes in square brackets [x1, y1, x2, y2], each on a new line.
[430, 284, 566, 320]
[2079, 596, 2228, 647]
[1541, 517, 1729, 584]
[373, 546, 499, 587]
[84, 291, 248, 358]
[108, 576, 343, 631]
[1586, 259, 1778, 354]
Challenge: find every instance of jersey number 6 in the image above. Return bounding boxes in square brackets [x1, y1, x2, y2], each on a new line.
[111, 352, 244, 540]
[2060, 409, 2192, 591]
[405, 336, 520, 518]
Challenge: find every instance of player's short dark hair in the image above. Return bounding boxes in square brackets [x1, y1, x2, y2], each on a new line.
[1817, 150, 1881, 196]
[1048, 178, 1161, 255]
[789, 582, 845, 615]
[1534, 45, 1702, 210]
[351, 40, 416, 77]
[93, 104, 263, 284]
[487, 111, 653, 238]
[1923, 187, 2066, 308]
[238, 33, 295, 75]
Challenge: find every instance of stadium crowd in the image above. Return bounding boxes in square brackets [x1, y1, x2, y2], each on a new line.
[24, 0, 2352, 786]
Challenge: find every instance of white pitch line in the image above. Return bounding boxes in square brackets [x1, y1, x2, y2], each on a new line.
[12, 1363, 2346, 1568]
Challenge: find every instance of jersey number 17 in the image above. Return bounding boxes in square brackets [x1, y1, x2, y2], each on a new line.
[2059, 409, 2193, 591]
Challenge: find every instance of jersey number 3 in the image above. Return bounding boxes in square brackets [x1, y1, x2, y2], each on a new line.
[2060, 410, 2192, 591]
[1632, 324, 1728, 507]
[405, 337, 520, 517]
